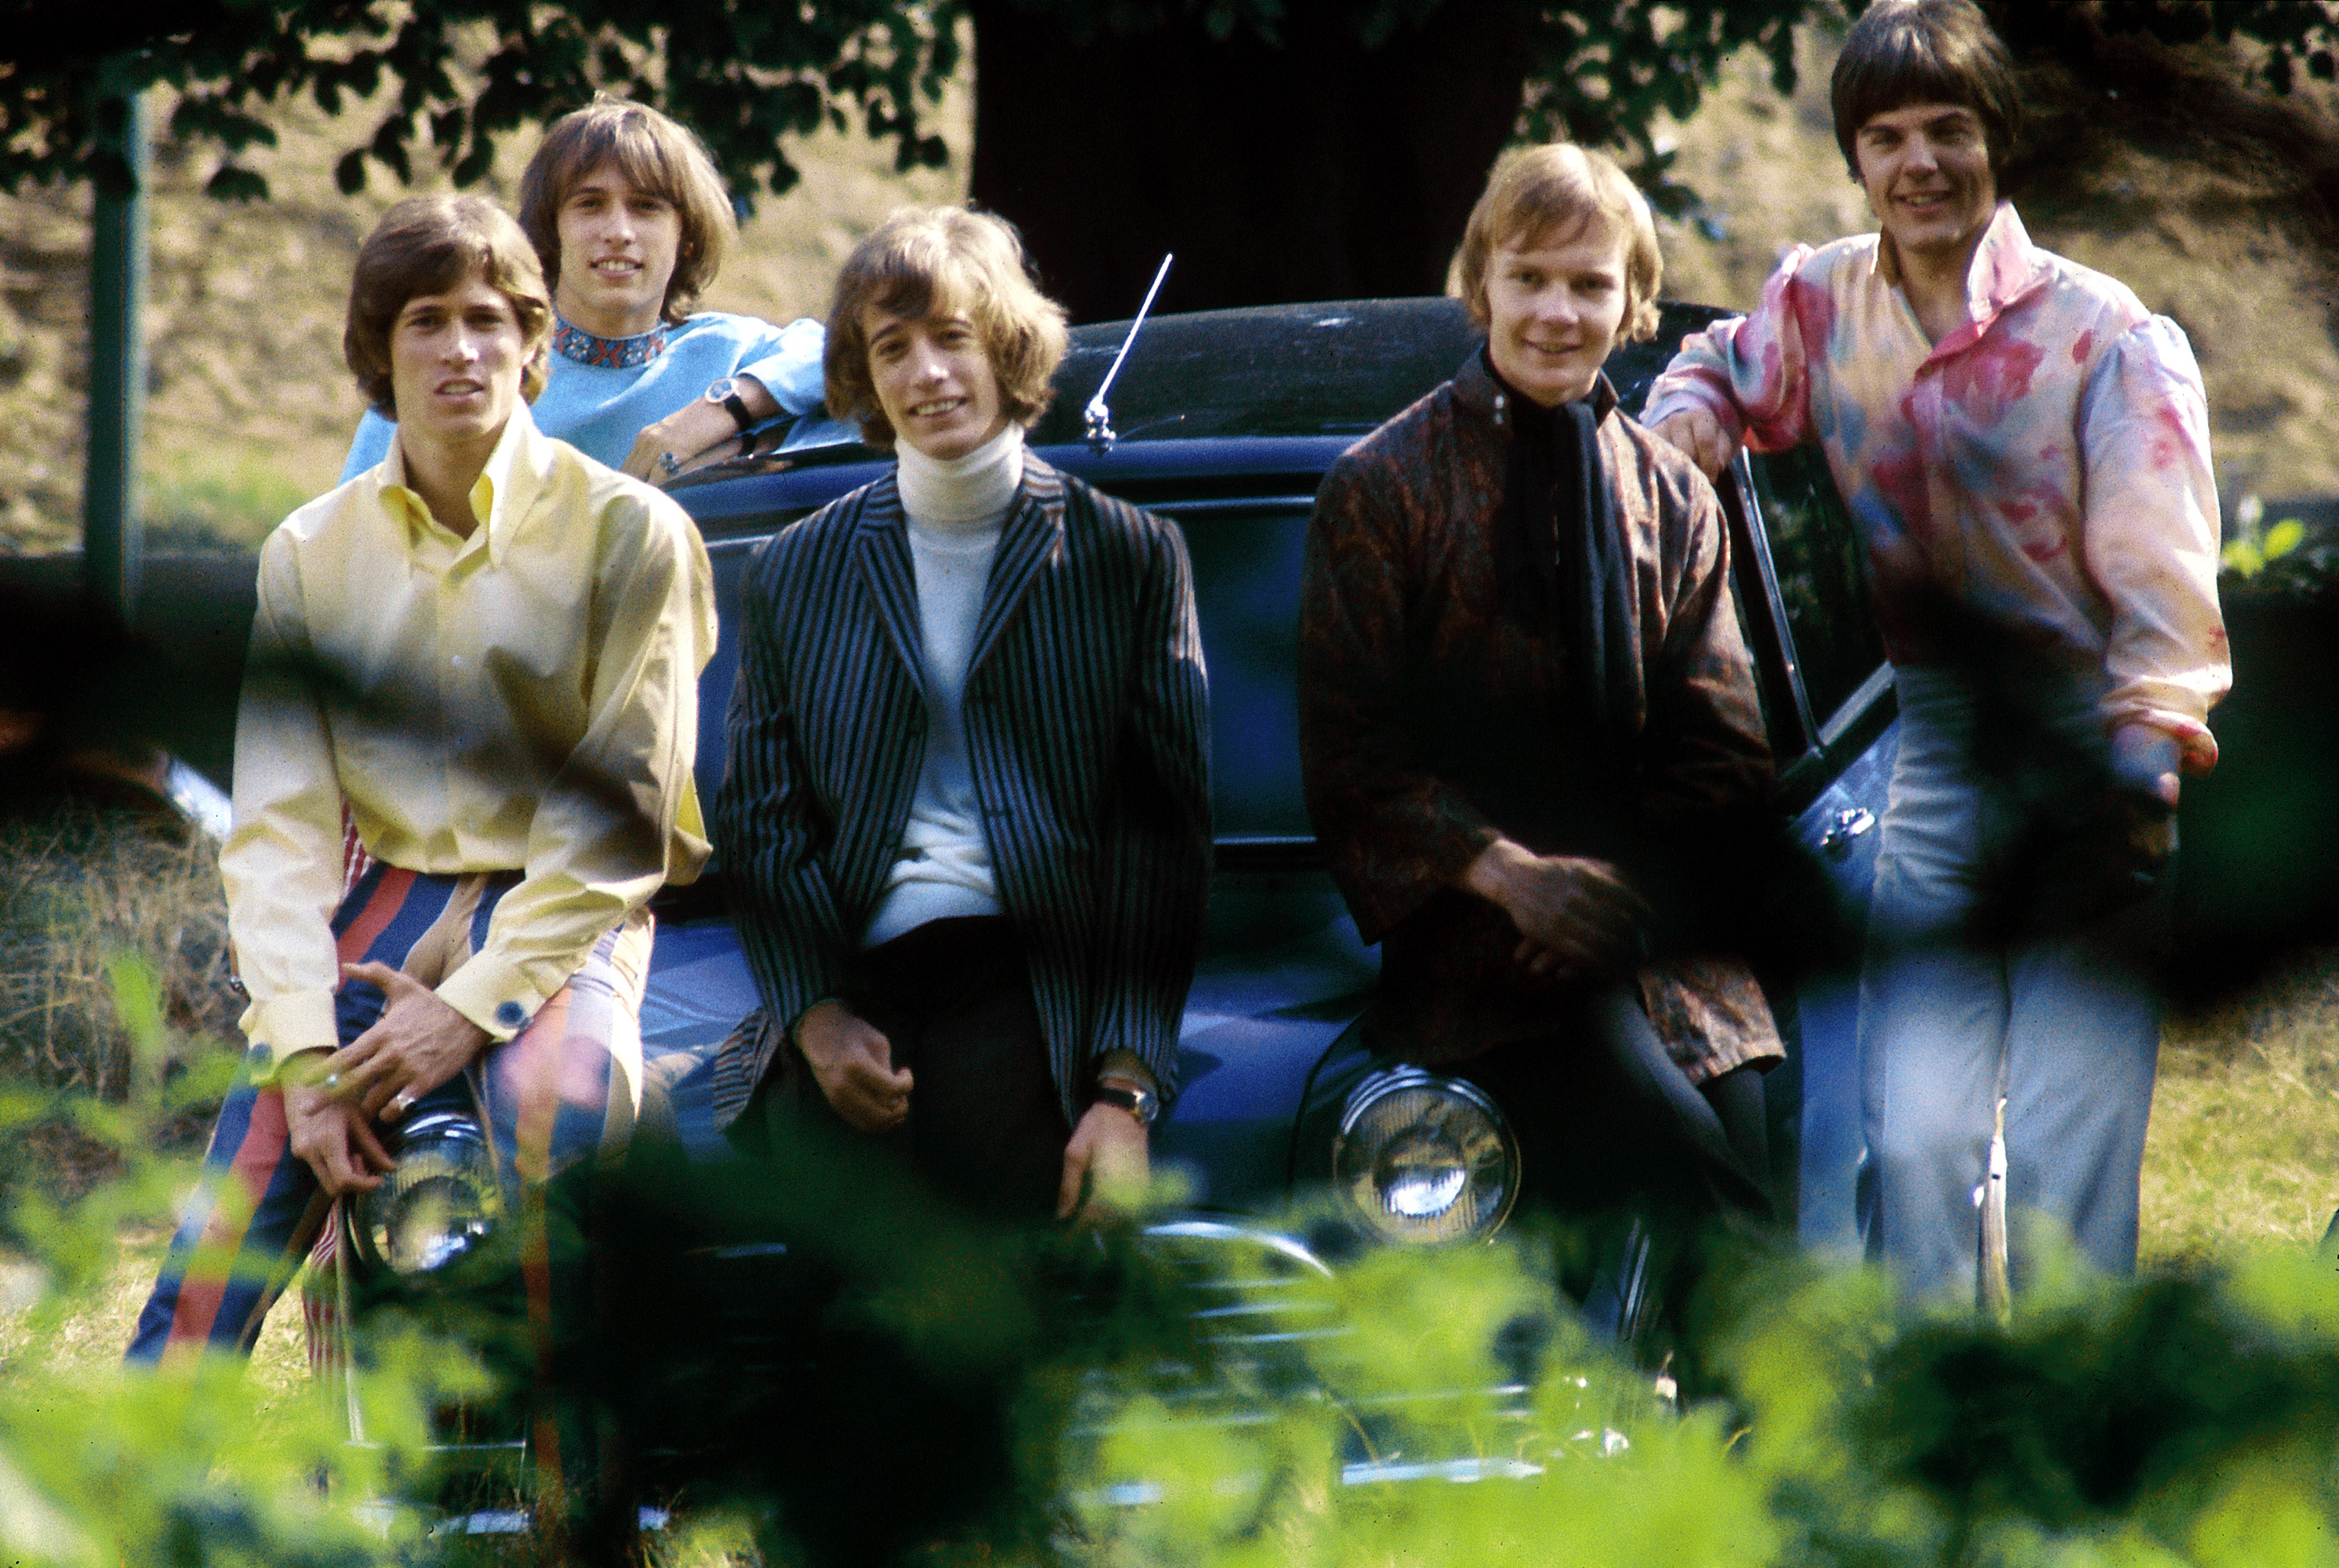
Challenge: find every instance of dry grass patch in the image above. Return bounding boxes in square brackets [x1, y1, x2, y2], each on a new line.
[0, 804, 237, 1103]
[2144, 947, 2339, 1269]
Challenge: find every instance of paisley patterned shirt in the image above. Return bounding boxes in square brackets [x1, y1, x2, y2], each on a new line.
[1299, 350, 1783, 1081]
[1644, 202, 2228, 768]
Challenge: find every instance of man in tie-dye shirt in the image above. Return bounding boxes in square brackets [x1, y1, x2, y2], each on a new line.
[1644, 0, 2228, 1302]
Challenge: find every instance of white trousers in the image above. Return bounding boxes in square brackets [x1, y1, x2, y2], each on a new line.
[1858, 666, 2160, 1302]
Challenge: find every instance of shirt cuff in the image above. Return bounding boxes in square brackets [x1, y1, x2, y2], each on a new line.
[239, 991, 340, 1084]
[435, 954, 549, 1043]
[1093, 1048, 1159, 1096]
[1645, 380, 1746, 445]
[738, 325, 827, 415]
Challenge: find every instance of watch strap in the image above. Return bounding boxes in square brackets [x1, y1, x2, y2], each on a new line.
[1093, 1082, 1158, 1126]
[707, 377, 755, 433]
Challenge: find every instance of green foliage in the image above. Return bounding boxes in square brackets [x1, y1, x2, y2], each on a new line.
[2219, 493, 2335, 596]
[2071, 2, 2339, 97]
[1519, 1, 1811, 218]
[2, 837, 2338, 1564]
[0, 943, 484, 1566]
[0, 0, 1813, 229]
[1044, 1224, 2339, 1568]
[0, 0, 962, 203]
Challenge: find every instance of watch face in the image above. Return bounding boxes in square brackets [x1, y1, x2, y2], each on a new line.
[705, 377, 738, 403]
[1100, 1084, 1157, 1124]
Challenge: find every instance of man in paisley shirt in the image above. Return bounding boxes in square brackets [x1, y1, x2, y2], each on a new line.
[1645, 0, 2229, 1300]
[1300, 142, 1780, 1284]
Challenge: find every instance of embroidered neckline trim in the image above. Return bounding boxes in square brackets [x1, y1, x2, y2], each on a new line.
[552, 318, 669, 369]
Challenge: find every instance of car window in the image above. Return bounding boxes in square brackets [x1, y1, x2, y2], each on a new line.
[1746, 444, 1883, 735]
[1159, 499, 1317, 845]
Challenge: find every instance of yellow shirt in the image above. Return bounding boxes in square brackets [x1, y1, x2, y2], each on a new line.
[225, 401, 716, 1075]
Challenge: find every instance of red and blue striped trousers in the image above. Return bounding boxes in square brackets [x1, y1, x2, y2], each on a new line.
[126, 862, 648, 1366]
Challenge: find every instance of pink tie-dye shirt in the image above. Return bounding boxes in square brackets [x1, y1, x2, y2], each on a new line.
[1644, 202, 2228, 769]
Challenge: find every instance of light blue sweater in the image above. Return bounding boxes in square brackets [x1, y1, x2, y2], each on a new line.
[340, 310, 828, 479]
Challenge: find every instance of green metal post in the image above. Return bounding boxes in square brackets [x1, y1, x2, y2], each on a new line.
[83, 89, 150, 630]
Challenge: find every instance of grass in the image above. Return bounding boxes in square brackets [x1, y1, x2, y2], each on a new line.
[2146, 953, 2339, 1269]
[0, 803, 236, 1103]
[141, 447, 316, 554]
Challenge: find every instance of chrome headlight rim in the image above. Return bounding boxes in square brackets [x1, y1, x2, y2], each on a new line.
[1332, 1066, 1522, 1246]
[347, 1108, 503, 1279]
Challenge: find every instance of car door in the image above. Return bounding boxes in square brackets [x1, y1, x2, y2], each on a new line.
[1718, 441, 1895, 1256]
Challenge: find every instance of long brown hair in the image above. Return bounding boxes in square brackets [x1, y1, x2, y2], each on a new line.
[343, 195, 552, 418]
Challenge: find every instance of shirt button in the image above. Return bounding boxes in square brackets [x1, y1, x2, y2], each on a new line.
[496, 1000, 527, 1030]
[451, 655, 465, 669]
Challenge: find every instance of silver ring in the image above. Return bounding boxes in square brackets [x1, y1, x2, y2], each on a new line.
[387, 1091, 414, 1119]
[657, 451, 681, 476]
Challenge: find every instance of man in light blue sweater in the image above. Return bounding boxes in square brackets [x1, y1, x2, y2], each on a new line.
[340, 97, 826, 482]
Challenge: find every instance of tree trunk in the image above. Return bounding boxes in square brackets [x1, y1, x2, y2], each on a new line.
[967, 0, 1533, 322]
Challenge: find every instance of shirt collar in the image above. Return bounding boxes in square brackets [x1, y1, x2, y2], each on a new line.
[1873, 200, 2049, 339]
[1455, 343, 1620, 428]
[551, 315, 670, 368]
[377, 400, 552, 567]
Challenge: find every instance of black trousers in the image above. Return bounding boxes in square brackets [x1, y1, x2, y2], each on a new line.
[752, 915, 1070, 1224]
[722, 917, 1078, 1566]
[1453, 983, 1772, 1228]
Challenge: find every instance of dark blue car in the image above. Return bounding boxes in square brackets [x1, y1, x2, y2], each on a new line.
[603, 295, 1896, 1258]
[295, 294, 1909, 1532]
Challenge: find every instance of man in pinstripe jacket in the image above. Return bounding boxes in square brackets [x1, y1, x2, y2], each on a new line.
[712, 207, 1211, 1226]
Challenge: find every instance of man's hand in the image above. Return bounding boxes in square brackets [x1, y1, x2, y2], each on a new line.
[325, 962, 492, 1122]
[1651, 406, 1735, 480]
[620, 374, 778, 482]
[282, 1049, 395, 1195]
[2108, 720, 2181, 874]
[1461, 837, 1651, 980]
[1056, 1099, 1150, 1225]
[795, 999, 912, 1133]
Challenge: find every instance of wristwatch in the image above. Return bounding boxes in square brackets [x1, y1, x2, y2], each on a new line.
[1093, 1079, 1160, 1126]
[705, 376, 755, 433]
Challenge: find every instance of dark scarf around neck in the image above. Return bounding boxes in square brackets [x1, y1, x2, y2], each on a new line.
[1486, 346, 1636, 769]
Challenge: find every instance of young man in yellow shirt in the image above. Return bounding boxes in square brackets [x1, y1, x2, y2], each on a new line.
[127, 193, 715, 1453]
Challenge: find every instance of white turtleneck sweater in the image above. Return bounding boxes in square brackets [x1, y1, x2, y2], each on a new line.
[860, 423, 1026, 949]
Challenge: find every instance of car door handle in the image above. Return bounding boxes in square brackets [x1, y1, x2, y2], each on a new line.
[1819, 806, 1875, 856]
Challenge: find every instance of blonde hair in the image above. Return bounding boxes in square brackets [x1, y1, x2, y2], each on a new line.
[518, 96, 738, 325]
[344, 195, 552, 418]
[1453, 143, 1663, 344]
[824, 206, 1070, 448]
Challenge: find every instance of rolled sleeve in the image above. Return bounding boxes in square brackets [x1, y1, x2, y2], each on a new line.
[737, 317, 830, 416]
[1643, 244, 1825, 456]
[2079, 315, 2230, 771]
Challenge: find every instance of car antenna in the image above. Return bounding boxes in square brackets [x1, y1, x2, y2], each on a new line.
[1084, 253, 1173, 455]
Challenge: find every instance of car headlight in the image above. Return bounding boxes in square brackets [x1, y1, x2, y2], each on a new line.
[350, 1110, 502, 1276]
[1332, 1068, 1520, 1244]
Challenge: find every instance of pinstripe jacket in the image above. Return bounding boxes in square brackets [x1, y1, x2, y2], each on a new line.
[710, 455, 1212, 1131]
